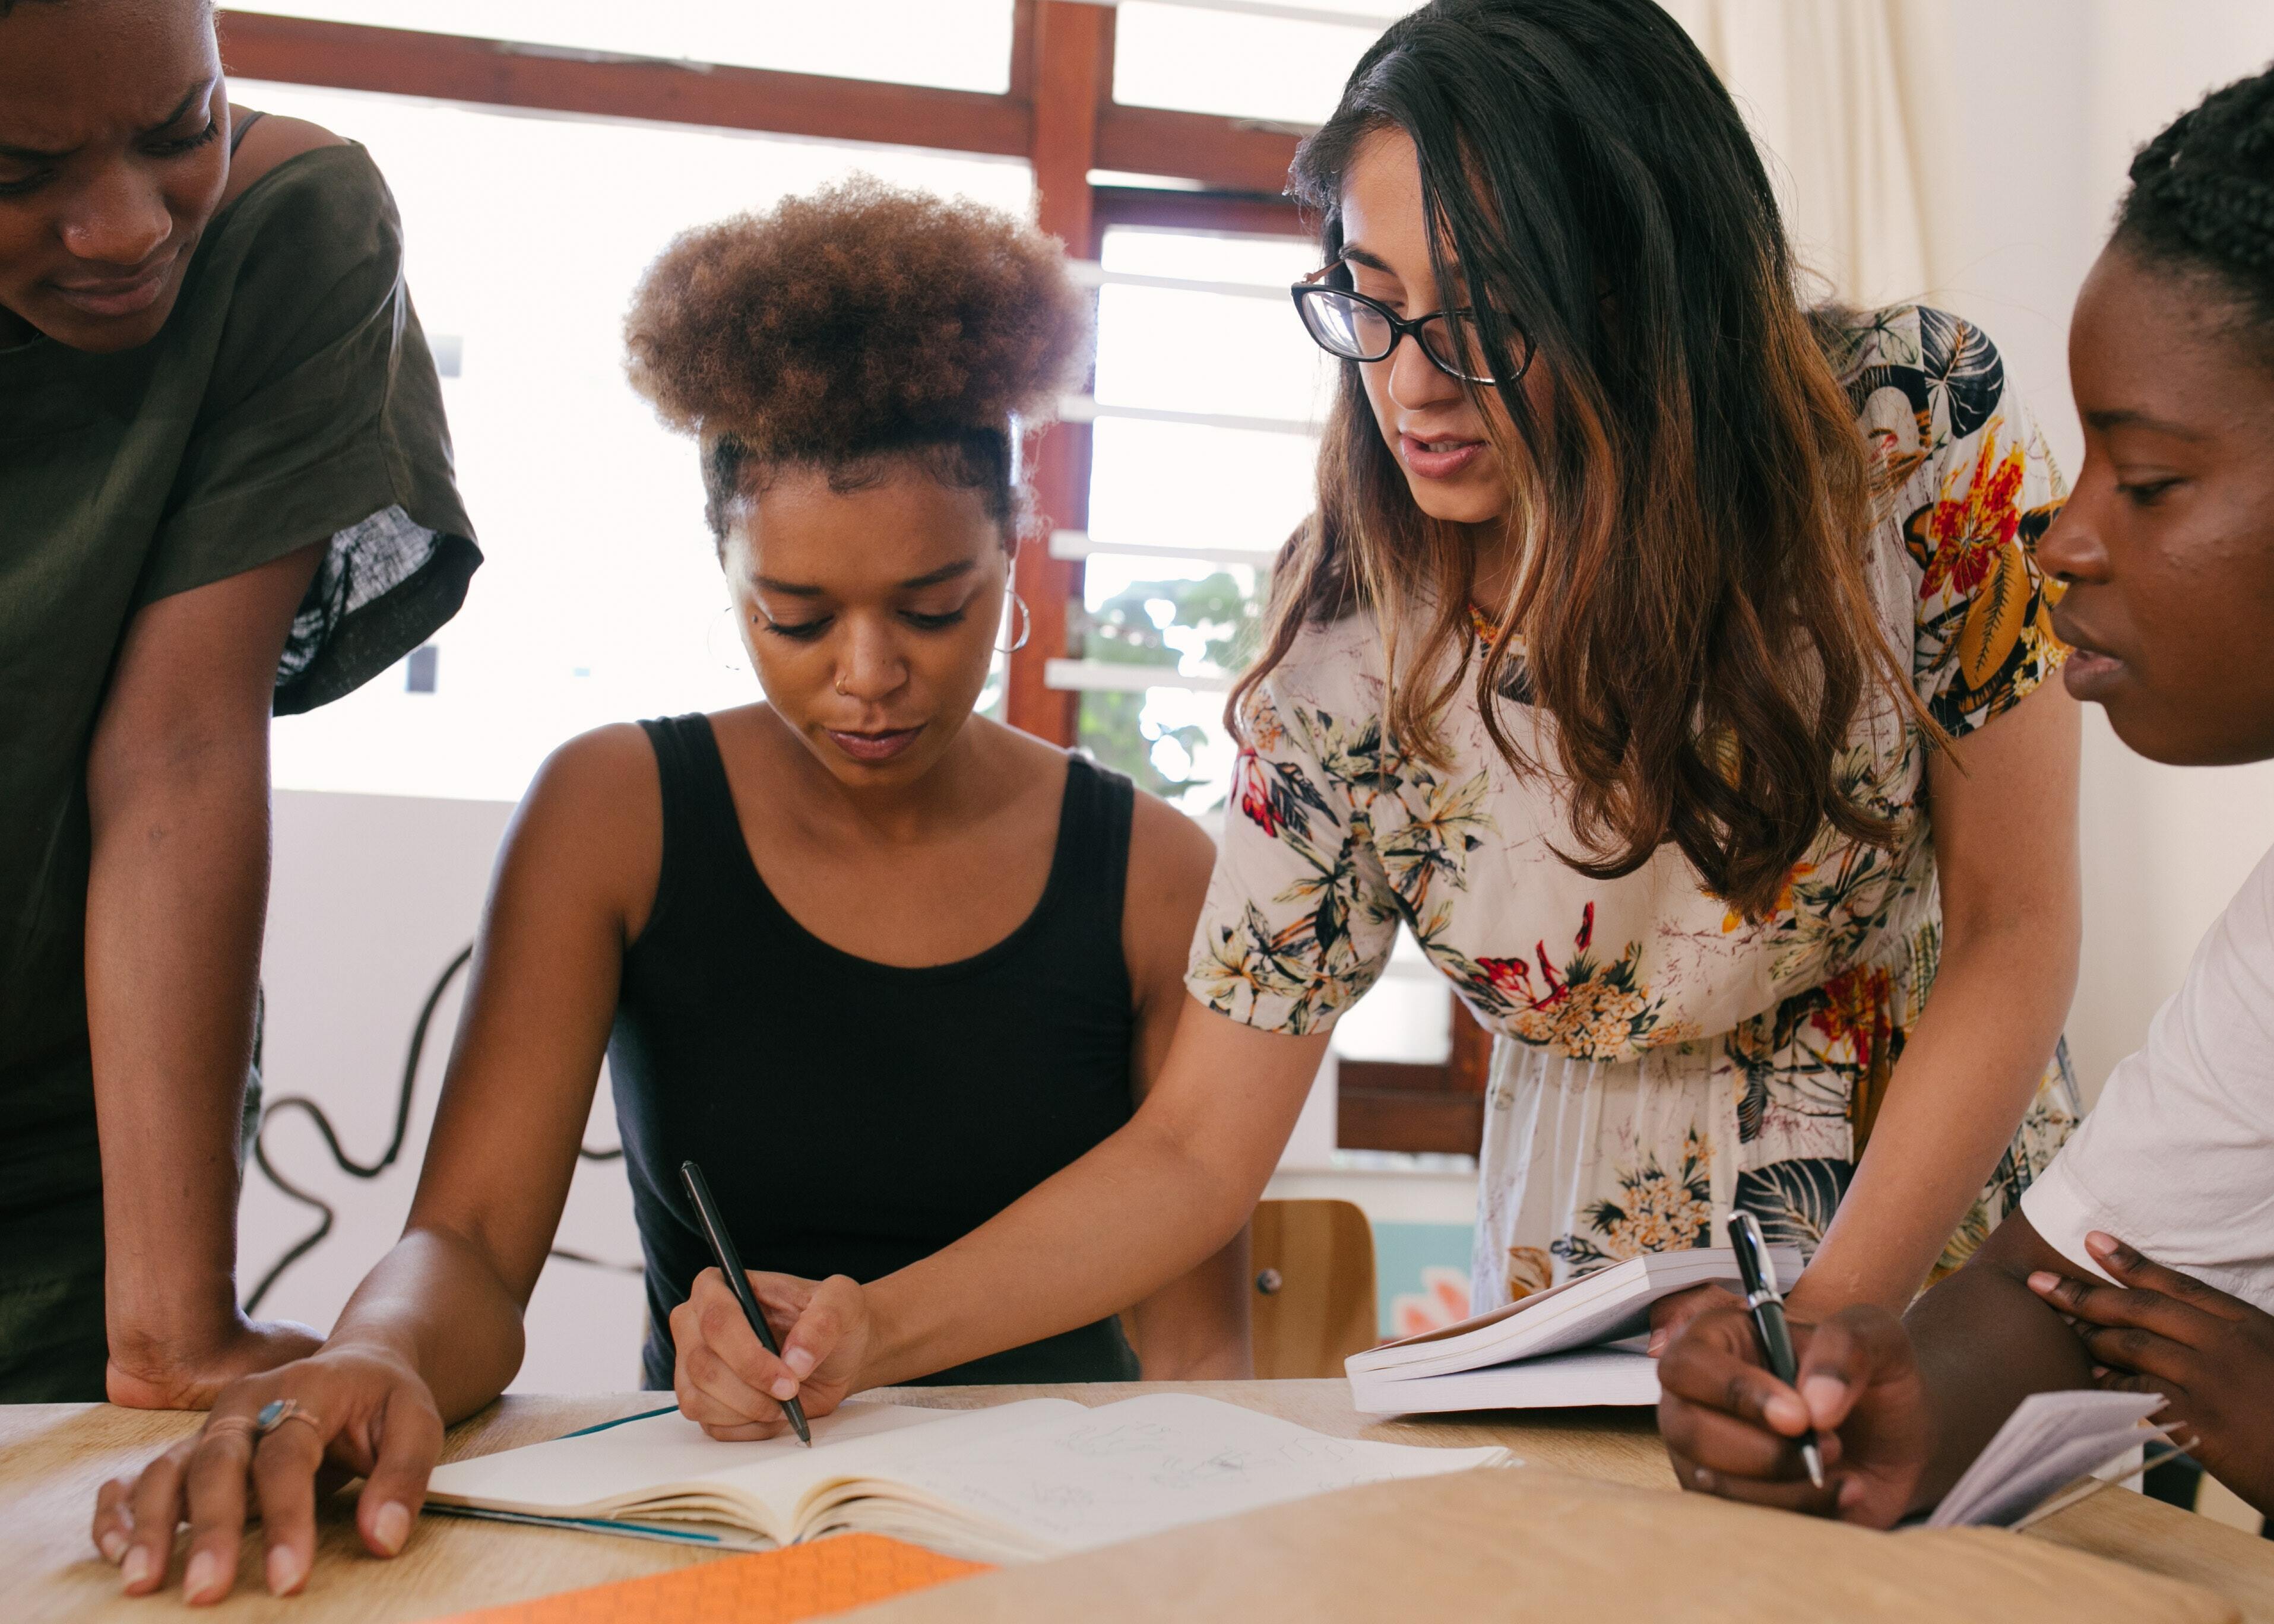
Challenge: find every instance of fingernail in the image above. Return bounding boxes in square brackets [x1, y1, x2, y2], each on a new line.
[267, 1544, 305, 1596]
[785, 1347, 816, 1379]
[1838, 1476, 1867, 1509]
[2086, 1230, 2117, 1254]
[121, 1547, 153, 1588]
[1646, 1331, 1668, 1356]
[184, 1550, 221, 1601]
[1765, 1393, 1808, 1432]
[373, 1501, 411, 1556]
[1801, 1375, 1847, 1421]
[98, 1530, 126, 1563]
[2091, 1365, 2110, 1379]
[1692, 1466, 1714, 1490]
[2028, 1271, 2060, 1293]
[770, 1376, 800, 1401]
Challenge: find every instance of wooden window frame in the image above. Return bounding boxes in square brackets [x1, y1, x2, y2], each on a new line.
[214, 2, 1483, 1154]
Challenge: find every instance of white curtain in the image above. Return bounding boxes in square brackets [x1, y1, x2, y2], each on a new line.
[1660, 0, 1962, 309]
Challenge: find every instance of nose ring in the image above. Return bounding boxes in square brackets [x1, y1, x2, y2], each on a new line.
[835, 674, 848, 696]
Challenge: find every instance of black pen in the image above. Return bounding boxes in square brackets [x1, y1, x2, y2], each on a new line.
[1728, 1209, 1823, 1489]
[680, 1159, 812, 1447]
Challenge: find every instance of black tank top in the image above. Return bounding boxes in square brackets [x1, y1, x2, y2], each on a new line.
[609, 714, 1142, 1390]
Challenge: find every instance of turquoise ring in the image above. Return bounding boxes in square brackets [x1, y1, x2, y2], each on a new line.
[254, 1398, 318, 1438]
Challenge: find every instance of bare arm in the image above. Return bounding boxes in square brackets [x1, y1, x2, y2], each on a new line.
[672, 998, 1326, 1435]
[87, 543, 323, 1409]
[1787, 676, 2082, 1319]
[324, 724, 660, 1416]
[1901, 1209, 2099, 1501]
[1116, 795, 1255, 1381]
[98, 725, 661, 1602]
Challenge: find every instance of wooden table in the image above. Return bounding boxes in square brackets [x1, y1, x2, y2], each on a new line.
[8, 1381, 2273, 1623]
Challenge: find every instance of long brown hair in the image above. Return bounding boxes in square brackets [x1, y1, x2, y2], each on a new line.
[1234, 0, 1924, 920]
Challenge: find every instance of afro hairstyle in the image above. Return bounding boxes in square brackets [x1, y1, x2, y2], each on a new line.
[623, 175, 1092, 541]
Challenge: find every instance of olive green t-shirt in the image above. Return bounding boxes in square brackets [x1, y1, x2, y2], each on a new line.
[0, 142, 479, 1179]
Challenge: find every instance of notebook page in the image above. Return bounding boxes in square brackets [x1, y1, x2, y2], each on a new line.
[844, 1392, 1508, 1556]
[1927, 1390, 2166, 1528]
[426, 1401, 957, 1518]
[711, 1400, 1091, 1526]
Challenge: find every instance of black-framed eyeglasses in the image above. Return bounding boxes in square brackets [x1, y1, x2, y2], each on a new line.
[1290, 265, 1531, 386]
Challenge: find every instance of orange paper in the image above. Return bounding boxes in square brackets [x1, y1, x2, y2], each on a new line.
[428, 1534, 993, 1624]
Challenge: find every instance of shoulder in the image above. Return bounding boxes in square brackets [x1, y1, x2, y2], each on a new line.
[516, 722, 663, 846]
[204, 122, 406, 315]
[220, 111, 348, 207]
[1237, 610, 1386, 734]
[505, 722, 665, 928]
[1828, 302, 2013, 440]
[1128, 782, 1218, 896]
[1121, 780, 1218, 1000]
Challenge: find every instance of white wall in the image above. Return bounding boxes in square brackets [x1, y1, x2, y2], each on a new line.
[245, 791, 650, 1390]
[1921, 0, 2274, 1099]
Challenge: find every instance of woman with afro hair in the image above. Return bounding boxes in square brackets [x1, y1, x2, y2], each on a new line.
[96, 179, 1245, 1604]
[1660, 61, 2274, 1528]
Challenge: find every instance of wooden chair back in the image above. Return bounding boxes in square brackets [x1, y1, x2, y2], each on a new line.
[1249, 1198, 1378, 1379]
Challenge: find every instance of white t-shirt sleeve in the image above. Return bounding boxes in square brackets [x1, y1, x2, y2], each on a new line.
[2020, 842, 2274, 1314]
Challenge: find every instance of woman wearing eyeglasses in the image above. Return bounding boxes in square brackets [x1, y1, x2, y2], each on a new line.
[619, 0, 2083, 1433]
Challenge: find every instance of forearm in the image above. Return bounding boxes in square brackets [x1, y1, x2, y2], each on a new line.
[866, 1112, 1259, 1389]
[323, 1227, 531, 1421]
[84, 740, 270, 1367]
[1124, 1222, 1255, 1381]
[1902, 1255, 2095, 1507]
[1792, 928, 2073, 1317]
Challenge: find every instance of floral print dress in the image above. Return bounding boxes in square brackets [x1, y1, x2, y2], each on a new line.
[1187, 305, 2081, 1311]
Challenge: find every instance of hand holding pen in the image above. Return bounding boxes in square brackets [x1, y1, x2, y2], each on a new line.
[1728, 1209, 1825, 1488]
[677, 1159, 815, 1445]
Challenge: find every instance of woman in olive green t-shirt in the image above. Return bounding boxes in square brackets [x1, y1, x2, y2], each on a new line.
[0, 0, 479, 1403]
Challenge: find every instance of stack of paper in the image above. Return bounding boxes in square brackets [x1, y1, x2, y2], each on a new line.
[1346, 1246, 1801, 1415]
[1927, 1390, 2169, 1528]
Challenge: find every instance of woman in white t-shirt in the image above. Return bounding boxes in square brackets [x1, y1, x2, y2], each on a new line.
[1658, 62, 2274, 1526]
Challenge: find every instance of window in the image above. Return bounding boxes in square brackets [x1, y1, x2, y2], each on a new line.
[1071, 224, 1323, 814]
[1110, 0, 1388, 126]
[229, 1, 1020, 94]
[246, 81, 1033, 801]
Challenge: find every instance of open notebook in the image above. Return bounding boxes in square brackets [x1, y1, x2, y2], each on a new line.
[424, 1394, 1510, 1565]
[1347, 1245, 1801, 1414]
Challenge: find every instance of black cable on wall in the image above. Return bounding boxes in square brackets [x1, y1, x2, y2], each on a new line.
[245, 943, 636, 1314]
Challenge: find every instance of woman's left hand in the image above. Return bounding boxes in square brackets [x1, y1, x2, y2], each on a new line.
[2028, 1230, 2274, 1515]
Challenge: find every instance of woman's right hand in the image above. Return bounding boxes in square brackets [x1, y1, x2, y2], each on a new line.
[671, 1268, 873, 1439]
[92, 1344, 445, 1604]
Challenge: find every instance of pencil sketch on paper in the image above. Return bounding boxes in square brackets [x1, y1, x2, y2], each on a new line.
[1062, 1421, 1174, 1458]
[1152, 1449, 1262, 1492]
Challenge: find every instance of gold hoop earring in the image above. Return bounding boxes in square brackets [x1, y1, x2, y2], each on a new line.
[997, 591, 1031, 655]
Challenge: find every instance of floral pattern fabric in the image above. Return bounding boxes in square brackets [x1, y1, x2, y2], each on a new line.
[1188, 305, 2080, 1310]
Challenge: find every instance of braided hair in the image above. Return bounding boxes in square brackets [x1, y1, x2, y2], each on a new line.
[2117, 63, 2274, 345]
